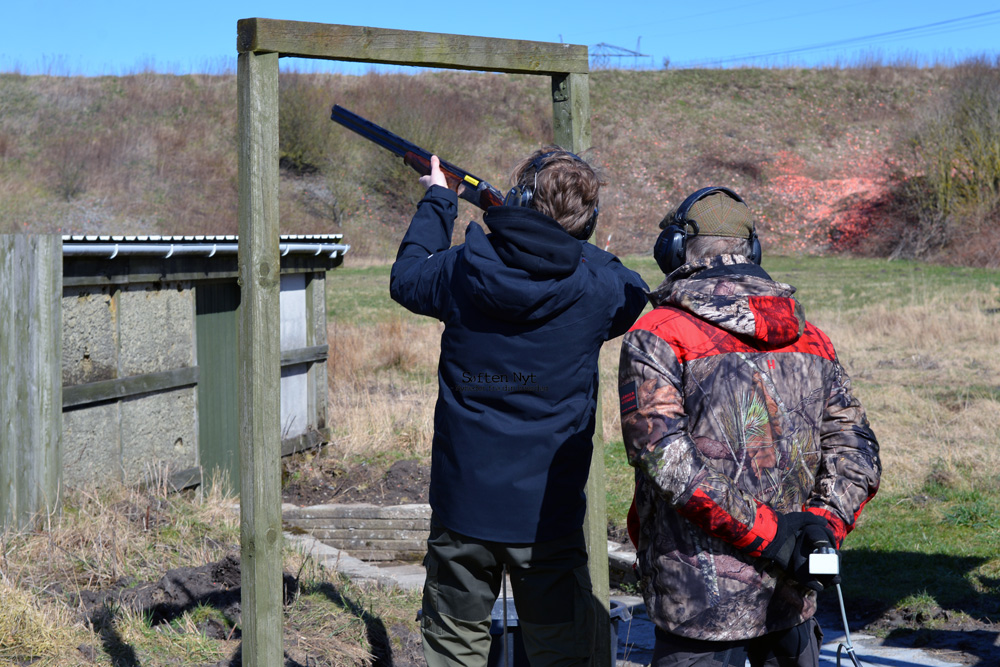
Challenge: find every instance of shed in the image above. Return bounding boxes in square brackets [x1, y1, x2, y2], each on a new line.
[60, 234, 348, 493]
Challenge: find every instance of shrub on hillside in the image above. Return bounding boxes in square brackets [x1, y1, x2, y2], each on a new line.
[890, 58, 1000, 261]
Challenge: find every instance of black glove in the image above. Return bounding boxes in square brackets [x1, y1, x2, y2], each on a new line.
[759, 512, 838, 591]
[793, 523, 841, 591]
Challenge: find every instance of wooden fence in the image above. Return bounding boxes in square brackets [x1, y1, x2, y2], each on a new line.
[1, 234, 62, 531]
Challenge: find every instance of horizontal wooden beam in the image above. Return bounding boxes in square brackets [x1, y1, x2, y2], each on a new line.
[280, 427, 329, 458]
[63, 366, 199, 409]
[280, 344, 328, 368]
[237, 18, 589, 75]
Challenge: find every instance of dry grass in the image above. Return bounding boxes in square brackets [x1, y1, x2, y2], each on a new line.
[3, 479, 233, 596]
[0, 477, 240, 665]
[5, 65, 998, 265]
[322, 260, 1000, 503]
[0, 579, 85, 665]
[812, 289, 1000, 493]
[0, 469, 420, 665]
[326, 316, 439, 459]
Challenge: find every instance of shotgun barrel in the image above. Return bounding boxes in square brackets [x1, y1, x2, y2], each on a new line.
[330, 105, 504, 211]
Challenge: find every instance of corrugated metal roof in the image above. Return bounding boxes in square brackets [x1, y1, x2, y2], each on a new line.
[61, 234, 350, 260]
[62, 234, 344, 243]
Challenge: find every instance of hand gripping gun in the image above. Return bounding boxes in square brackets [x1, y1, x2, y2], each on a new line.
[330, 104, 505, 211]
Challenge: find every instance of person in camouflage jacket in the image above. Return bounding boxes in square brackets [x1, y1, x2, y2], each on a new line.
[618, 187, 881, 667]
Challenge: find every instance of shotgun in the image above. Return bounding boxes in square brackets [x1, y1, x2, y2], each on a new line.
[330, 104, 505, 211]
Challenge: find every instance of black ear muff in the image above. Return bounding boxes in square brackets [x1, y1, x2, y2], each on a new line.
[503, 183, 534, 208]
[748, 228, 762, 265]
[654, 221, 697, 275]
[578, 205, 598, 241]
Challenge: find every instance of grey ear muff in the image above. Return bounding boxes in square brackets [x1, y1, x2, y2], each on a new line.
[652, 186, 760, 274]
[504, 151, 598, 241]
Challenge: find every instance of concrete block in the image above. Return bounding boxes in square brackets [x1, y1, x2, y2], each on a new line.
[62, 286, 118, 386]
[119, 283, 194, 377]
[120, 387, 197, 483]
[62, 402, 121, 488]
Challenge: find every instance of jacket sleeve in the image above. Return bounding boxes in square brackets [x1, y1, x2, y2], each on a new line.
[582, 246, 649, 338]
[805, 355, 882, 547]
[618, 328, 784, 556]
[389, 185, 459, 319]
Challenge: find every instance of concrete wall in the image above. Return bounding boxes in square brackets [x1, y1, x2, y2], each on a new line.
[61, 281, 198, 488]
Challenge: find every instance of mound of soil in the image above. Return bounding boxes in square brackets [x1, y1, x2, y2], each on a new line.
[282, 456, 430, 508]
[74, 552, 422, 667]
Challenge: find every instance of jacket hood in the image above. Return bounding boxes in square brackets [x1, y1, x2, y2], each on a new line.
[648, 254, 805, 347]
[482, 206, 582, 276]
[462, 206, 587, 323]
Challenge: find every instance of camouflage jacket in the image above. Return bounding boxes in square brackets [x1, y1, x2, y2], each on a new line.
[618, 255, 881, 641]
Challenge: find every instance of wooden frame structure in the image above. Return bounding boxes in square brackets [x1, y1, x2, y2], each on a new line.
[236, 18, 607, 665]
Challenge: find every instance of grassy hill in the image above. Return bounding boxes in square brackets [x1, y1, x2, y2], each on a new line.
[2, 63, 997, 265]
[2, 63, 1000, 665]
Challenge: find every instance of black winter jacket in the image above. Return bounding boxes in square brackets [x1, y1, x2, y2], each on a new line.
[390, 186, 648, 542]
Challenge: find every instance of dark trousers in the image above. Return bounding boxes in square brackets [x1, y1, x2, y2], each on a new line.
[651, 617, 823, 667]
[421, 515, 597, 667]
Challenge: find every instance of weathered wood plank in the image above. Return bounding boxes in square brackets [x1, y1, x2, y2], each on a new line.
[286, 514, 429, 527]
[237, 49, 283, 667]
[283, 511, 431, 537]
[585, 394, 612, 667]
[279, 427, 328, 457]
[62, 366, 199, 409]
[279, 344, 327, 367]
[553, 68, 609, 666]
[1, 235, 62, 531]
[63, 255, 338, 288]
[551, 72, 593, 155]
[237, 18, 589, 75]
[286, 518, 429, 532]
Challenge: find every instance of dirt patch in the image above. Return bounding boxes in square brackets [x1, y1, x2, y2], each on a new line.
[73, 552, 423, 667]
[832, 596, 1000, 666]
[282, 456, 430, 507]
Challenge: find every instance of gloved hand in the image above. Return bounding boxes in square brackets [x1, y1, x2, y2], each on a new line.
[760, 512, 838, 591]
[794, 523, 841, 591]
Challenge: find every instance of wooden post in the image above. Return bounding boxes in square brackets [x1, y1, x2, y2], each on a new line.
[237, 50, 283, 667]
[0, 235, 62, 531]
[551, 74, 611, 666]
[551, 73, 593, 155]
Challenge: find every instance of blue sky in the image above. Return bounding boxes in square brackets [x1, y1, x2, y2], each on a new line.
[2, 1, 999, 75]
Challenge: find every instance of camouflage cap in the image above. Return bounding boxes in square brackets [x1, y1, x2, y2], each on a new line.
[686, 191, 753, 238]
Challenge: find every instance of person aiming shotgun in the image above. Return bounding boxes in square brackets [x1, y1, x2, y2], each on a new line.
[390, 150, 648, 667]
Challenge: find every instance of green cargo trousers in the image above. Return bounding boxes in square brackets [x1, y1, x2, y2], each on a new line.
[421, 515, 597, 667]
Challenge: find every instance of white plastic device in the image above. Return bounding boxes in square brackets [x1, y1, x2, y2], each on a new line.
[809, 546, 840, 575]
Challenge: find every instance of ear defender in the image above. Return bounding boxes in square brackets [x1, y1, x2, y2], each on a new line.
[654, 218, 699, 275]
[652, 186, 760, 274]
[504, 151, 599, 241]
